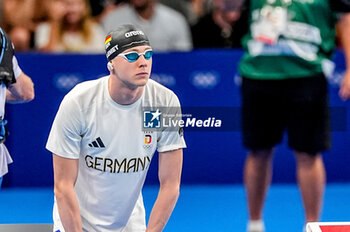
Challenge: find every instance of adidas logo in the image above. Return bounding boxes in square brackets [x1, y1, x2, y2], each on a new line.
[88, 137, 105, 148]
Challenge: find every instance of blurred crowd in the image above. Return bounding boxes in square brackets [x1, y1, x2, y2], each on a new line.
[0, 0, 247, 53]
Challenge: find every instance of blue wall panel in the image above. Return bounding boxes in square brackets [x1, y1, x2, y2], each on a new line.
[3, 50, 350, 187]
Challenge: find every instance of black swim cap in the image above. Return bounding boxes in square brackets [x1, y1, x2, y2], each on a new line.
[105, 24, 151, 61]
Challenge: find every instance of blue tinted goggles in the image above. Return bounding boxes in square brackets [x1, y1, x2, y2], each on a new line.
[118, 49, 153, 62]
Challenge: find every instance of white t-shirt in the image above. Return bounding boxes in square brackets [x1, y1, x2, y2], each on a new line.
[0, 56, 22, 178]
[102, 4, 193, 52]
[35, 22, 105, 53]
[46, 77, 186, 232]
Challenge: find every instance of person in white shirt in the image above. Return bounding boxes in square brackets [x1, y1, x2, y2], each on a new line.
[0, 27, 35, 189]
[102, 0, 193, 52]
[35, 0, 105, 53]
[46, 24, 186, 232]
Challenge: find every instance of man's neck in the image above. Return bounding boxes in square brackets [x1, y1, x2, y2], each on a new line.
[108, 76, 144, 105]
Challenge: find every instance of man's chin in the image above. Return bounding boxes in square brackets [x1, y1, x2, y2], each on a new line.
[138, 79, 148, 87]
[133, 78, 148, 88]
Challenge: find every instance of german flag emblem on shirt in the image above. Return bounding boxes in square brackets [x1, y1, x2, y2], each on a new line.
[105, 35, 112, 45]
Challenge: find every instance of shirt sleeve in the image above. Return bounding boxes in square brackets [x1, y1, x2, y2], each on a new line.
[157, 93, 186, 153]
[34, 23, 50, 49]
[46, 93, 83, 159]
[12, 56, 22, 79]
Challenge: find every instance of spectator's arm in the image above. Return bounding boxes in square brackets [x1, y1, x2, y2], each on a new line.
[338, 13, 350, 100]
[6, 71, 34, 103]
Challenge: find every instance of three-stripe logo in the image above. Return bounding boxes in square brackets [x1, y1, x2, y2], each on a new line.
[88, 137, 105, 148]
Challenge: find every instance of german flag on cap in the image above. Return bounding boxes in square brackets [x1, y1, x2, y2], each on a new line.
[105, 35, 112, 45]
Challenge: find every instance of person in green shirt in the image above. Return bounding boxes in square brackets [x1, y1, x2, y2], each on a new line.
[238, 1, 350, 231]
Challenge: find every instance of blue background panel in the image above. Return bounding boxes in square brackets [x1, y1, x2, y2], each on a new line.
[3, 50, 350, 187]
